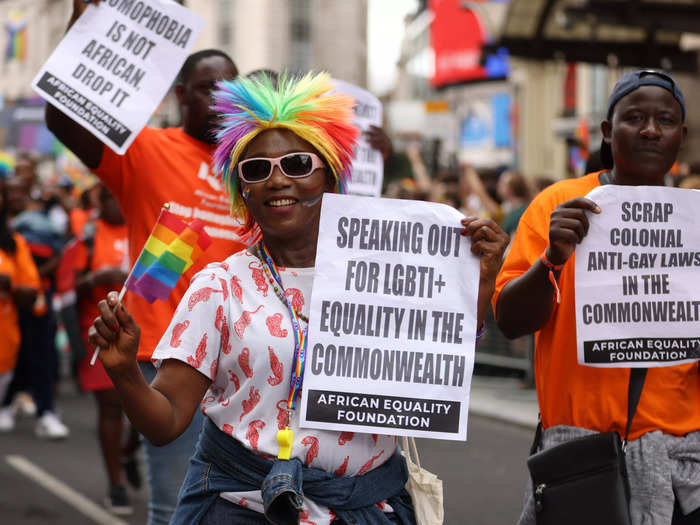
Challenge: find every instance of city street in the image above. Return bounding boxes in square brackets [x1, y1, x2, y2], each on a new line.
[0, 383, 533, 525]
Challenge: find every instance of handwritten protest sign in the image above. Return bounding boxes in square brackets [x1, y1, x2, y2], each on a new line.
[32, 0, 203, 154]
[300, 194, 479, 440]
[575, 185, 700, 367]
[333, 79, 384, 197]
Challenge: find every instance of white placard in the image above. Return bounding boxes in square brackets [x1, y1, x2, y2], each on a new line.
[300, 194, 480, 440]
[32, 0, 204, 155]
[575, 185, 700, 367]
[333, 79, 384, 197]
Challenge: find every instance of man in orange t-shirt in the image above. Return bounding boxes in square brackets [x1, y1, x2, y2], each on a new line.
[494, 71, 700, 524]
[45, 4, 241, 522]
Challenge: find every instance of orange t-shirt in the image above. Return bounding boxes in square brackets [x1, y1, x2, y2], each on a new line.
[75, 219, 129, 331]
[0, 233, 40, 373]
[95, 127, 245, 360]
[493, 171, 700, 440]
[69, 207, 89, 238]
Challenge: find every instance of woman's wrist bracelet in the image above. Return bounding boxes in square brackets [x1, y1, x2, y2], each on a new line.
[540, 251, 563, 304]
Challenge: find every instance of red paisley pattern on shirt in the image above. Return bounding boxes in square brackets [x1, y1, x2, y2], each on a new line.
[219, 277, 228, 301]
[152, 253, 396, 525]
[238, 347, 253, 378]
[266, 313, 288, 338]
[246, 419, 265, 451]
[285, 287, 304, 312]
[170, 320, 189, 348]
[188, 286, 221, 311]
[233, 305, 264, 338]
[334, 456, 350, 477]
[248, 260, 268, 297]
[186, 332, 207, 368]
[227, 370, 241, 392]
[301, 435, 320, 466]
[267, 346, 283, 386]
[240, 385, 261, 421]
[214, 305, 232, 354]
[230, 275, 243, 304]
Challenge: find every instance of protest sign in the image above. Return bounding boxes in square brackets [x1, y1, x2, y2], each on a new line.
[333, 79, 384, 197]
[32, 0, 203, 154]
[300, 194, 480, 440]
[575, 185, 700, 367]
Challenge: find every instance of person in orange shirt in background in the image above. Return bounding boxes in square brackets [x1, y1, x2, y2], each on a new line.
[45, 2, 243, 522]
[1, 176, 69, 438]
[69, 183, 100, 239]
[494, 70, 700, 524]
[0, 178, 40, 429]
[74, 184, 139, 515]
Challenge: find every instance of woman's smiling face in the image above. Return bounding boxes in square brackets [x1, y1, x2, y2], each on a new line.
[240, 128, 333, 244]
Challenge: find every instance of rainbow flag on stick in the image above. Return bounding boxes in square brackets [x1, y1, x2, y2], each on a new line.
[90, 205, 213, 366]
[125, 206, 213, 304]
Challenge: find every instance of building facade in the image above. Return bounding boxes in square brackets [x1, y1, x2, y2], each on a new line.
[0, 0, 368, 151]
[188, 0, 368, 86]
[0, 0, 71, 102]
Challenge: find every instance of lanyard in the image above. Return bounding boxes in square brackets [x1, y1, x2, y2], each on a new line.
[257, 242, 308, 460]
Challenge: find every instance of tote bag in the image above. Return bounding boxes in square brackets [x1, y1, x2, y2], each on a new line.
[401, 436, 444, 525]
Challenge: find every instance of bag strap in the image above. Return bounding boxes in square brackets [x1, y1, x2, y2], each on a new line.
[623, 368, 647, 449]
[401, 436, 422, 469]
[530, 368, 646, 454]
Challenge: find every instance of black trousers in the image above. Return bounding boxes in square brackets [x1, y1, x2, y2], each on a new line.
[3, 305, 57, 416]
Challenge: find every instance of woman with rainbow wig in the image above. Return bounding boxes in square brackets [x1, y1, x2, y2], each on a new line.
[89, 71, 509, 524]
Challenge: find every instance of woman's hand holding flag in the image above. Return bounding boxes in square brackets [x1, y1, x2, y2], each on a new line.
[88, 204, 213, 365]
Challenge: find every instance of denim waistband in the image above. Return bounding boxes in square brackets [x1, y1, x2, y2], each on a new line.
[173, 417, 415, 525]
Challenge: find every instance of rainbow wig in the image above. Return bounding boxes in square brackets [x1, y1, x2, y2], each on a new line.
[212, 71, 359, 244]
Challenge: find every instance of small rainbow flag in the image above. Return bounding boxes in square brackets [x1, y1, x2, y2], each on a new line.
[125, 207, 213, 304]
[5, 17, 27, 62]
[0, 151, 14, 178]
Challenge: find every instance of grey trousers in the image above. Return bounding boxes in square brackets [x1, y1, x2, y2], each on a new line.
[517, 425, 700, 525]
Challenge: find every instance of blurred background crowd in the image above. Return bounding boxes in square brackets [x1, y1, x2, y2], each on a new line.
[3, 0, 700, 416]
[2, 1, 700, 520]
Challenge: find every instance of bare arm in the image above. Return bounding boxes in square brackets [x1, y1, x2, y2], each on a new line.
[75, 267, 129, 299]
[494, 197, 601, 339]
[0, 274, 36, 309]
[365, 125, 393, 163]
[461, 164, 501, 219]
[460, 217, 510, 330]
[44, 0, 104, 169]
[37, 254, 61, 279]
[405, 144, 432, 193]
[89, 292, 210, 446]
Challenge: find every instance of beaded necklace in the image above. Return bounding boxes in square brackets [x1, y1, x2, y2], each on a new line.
[256, 242, 308, 460]
[257, 248, 309, 323]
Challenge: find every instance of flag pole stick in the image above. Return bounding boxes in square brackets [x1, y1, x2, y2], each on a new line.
[90, 204, 170, 366]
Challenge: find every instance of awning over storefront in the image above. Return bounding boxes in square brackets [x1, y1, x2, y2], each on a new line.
[492, 0, 700, 72]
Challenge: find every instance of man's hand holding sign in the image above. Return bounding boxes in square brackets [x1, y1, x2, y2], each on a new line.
[35, 0, 204, 154]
